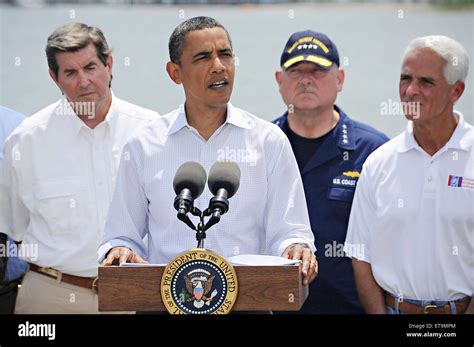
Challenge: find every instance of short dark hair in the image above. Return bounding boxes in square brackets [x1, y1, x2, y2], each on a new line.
[168, 16, 232, 65]
[46, 23, 112, 77]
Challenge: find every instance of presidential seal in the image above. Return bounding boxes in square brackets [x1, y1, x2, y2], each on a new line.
[161, 248, 238, 314]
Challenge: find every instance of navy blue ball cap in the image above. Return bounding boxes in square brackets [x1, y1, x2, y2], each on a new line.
[280, 30, 340, 70]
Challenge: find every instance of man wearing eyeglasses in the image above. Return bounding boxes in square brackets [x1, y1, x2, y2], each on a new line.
[273, 30, 388, 314]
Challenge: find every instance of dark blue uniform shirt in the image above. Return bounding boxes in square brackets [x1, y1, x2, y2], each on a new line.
[274, 105, 389, 314]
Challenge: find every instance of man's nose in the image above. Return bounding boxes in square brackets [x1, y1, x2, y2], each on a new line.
[77, 71, 90, 88]
[298, 70, 317, 83]
[405, 80, 420, 98]
[211, 57, 226, 74]
[299, 74, 314, 86]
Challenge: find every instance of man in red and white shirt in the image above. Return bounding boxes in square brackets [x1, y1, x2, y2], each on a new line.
[345, 35, 473, 314]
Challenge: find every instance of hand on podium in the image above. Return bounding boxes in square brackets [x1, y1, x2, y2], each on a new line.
[101, 247, 149, 266]
[282, 243, 318, 286]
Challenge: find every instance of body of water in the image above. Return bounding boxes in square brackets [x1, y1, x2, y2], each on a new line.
[1, 3, 473, 138]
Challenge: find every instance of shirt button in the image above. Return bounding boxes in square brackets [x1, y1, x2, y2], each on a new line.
[427, 176, 432, 182]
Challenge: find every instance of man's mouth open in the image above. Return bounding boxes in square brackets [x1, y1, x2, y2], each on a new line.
[208, 79, 229, 89]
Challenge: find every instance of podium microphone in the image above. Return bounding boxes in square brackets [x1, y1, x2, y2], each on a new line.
[203, 161, 241, 232]
[173, 161, 207, 230]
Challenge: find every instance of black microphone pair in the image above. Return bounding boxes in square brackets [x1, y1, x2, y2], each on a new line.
[173, 161, 241, 235]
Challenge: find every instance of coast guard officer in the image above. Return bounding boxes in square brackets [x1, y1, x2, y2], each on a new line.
[273, 30, 389, 313]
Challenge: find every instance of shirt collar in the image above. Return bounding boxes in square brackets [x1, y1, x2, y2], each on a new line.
[226, 103, 253, 129]
[166, 102, 252, 136]
[446, 111, 471, 151]
[334, 105, 356, 150]
[59, 91, 117, 135]
[398, 111, 470, 153]
[277, 105, 356, 150]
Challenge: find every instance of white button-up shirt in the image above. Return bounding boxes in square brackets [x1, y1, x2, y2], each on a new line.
[1, 94, 158, 277]
[344, 111, 473, 301]
[98, 103, 315, 264]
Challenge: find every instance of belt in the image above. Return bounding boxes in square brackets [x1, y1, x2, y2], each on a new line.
[29, 263, 98, 293]
[384, 292, 470, 314]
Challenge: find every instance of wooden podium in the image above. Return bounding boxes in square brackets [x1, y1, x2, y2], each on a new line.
[99, 264, 308, 312]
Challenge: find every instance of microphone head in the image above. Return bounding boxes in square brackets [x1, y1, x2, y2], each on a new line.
[208, 161, 241, 198]
[173, 161, 207, 199]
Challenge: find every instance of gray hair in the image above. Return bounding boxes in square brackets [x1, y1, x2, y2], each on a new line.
[403, 35, 469, 85]
[46, 23, 112, 78]
[169, 16, 232, 65]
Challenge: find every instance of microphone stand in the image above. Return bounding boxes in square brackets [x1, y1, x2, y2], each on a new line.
[188, 207, 206, 249]
[196, 218, 206, 249]
[177, 204, 226, 249]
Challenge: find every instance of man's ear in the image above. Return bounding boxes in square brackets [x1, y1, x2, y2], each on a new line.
[450, 80, 465, 104]
[166, 61, 182, 85]
[106, 54, 113, 74]
[275, 70, 282, 86]
[336, 68, 345, 92]
[49, 69, 62, 91]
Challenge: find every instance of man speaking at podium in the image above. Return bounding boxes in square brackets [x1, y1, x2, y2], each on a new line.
[99, 17, 318, 287]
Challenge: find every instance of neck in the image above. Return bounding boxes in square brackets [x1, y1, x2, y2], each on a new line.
[412, 111, 458, 156]
[185, 102, 227, 140]
[288, 106, 340, 138]
[75, 93, 112, 129]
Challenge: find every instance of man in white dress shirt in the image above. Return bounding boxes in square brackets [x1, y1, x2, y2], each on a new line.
[1, 23, 158, 313]
[99, 17, 318, 286]
[344, 35, 473, 314]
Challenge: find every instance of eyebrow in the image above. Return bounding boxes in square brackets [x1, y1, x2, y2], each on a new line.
[192, 48, 233, 60]
[420, 76, 436, 84]
[400, 73, 436, 84]
[218, 48, 233, 55]
[192, 51, 211, 60]
[63, 61, 98, 74]
[84, 62, 97, 69]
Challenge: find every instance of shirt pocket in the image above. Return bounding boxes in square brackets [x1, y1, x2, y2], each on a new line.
[34, 179, 83, 234]
[327, 187, 355, 203]
[326, 187, 355, 222]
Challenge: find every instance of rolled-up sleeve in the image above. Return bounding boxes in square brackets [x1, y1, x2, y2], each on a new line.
[98, 140, 149, 263]
[263, 134, 316, 256]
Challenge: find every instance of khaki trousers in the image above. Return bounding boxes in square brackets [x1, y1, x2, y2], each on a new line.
[15, 271, 133, 314]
